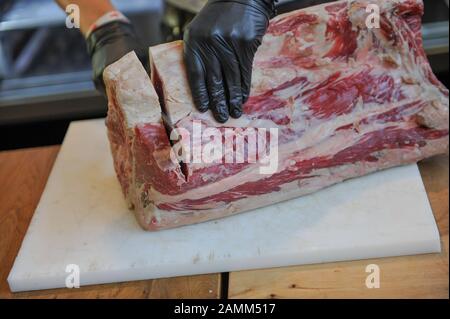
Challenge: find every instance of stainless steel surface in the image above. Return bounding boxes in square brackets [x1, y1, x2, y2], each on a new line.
[12, 28, 50, 77]
[0, 71, 95, 106]
[0, 0, 163, 31]
[423, 21, 450, 55]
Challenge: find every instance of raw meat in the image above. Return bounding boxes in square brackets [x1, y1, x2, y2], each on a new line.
[104, 0, 449, 231]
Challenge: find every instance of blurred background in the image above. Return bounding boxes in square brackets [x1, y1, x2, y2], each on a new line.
[0, 0, 448, 150]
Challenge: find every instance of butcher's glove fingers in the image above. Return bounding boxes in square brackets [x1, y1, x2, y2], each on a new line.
[86, 21, 148, 97]
[184, 0, 277, 123]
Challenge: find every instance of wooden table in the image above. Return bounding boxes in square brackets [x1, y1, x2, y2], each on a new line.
[0, 146, 448, 299]
[228, 155, 450, 299]
[0, 146, 221, 299]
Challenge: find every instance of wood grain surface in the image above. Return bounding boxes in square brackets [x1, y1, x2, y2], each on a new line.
[0, 146, 221, 299]
[228, 155, 449, 299]
[1, 146, 448, 299]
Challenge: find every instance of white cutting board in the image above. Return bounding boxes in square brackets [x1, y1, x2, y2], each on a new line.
[8, 119, 441, 292]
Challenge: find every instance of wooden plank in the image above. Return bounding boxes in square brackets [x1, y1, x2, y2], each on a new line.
[0, 146, 221, 299]
[229, 155, 449, 299]
[9, 275, 220, 299]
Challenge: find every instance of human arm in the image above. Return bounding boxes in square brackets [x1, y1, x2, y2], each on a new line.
[55, 0, 148, 95]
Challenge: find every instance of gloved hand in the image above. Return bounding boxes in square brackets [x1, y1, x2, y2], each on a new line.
[184, 0, 277, 123]
[86, 21, 148, 96]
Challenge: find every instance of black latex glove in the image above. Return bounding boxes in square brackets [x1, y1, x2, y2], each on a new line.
[184, 0, 277, 123]
[86, 21, 148, 97]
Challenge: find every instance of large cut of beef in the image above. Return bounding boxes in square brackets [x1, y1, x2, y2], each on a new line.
[104, 0, 449, 231]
